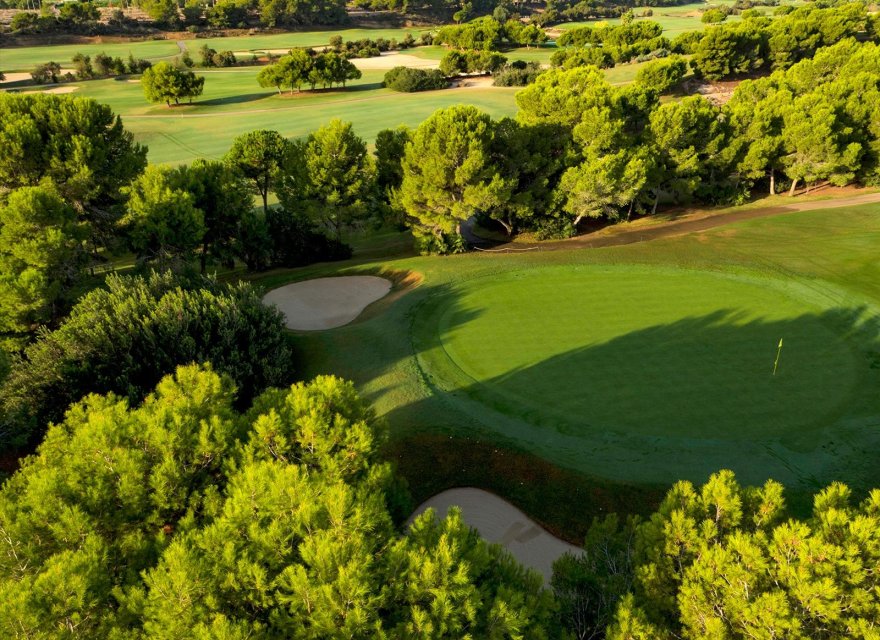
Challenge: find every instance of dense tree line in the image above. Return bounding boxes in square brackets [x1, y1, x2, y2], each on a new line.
[393, 37, 880, 252]
[383, 66, 448, 91]
[0, 94, 356, 358]
[435, 16, 549, 50]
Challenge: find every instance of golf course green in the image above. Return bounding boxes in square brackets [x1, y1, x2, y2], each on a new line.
[270, 201, 880, 535]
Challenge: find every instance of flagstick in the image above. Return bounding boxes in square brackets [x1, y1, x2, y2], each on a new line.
[772, 338, 783, 376]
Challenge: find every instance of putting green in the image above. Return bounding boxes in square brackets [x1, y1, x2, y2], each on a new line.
[416, 265, 879, 484]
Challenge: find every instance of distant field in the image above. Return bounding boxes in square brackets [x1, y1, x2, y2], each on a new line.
[48, 68, 517, 164]
[0, 39, 181, 72]
[556, 0, 749, 36]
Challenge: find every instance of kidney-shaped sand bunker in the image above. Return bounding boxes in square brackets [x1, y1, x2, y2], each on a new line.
[263, 276, 392, 331]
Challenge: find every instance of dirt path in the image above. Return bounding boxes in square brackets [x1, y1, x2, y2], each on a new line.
[476, 190, 880, 253]
[408, 488, 581, 583]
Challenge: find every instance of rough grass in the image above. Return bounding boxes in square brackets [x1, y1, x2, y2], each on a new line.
[253, 202, 880, 538]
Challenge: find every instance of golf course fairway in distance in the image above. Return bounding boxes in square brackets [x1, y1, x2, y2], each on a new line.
[415, 264, 880, 488]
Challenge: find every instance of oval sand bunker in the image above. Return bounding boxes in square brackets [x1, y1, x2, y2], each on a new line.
[263, 276, 391, 330]
[408, 488, 582, 583]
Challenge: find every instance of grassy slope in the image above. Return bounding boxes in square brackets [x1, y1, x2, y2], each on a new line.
[250, 202, 880, 541]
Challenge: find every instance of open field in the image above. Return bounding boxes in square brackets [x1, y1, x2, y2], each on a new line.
[25, 68, 517, 164]
[556, 0, 749, 36]
[250, 201, 880, 540]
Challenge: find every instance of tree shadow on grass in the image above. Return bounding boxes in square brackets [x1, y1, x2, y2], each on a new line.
[387, 302, 880, 537]
[197, 92, 274, 107]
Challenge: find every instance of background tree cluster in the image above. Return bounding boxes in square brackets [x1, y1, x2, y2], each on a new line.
[0, 364, 558, 638]
[257, 49, 361, 94]
[395, 37, 880, 253]
[682, 2, 869, 80]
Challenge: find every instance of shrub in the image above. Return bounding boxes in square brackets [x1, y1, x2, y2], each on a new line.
[493, 60, 543, 86]
[0, 271, 292, 450]
[383, 66, 447, 92]
[30, 62, 61, 84]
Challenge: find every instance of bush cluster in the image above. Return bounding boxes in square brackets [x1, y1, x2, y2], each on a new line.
[383, 66, 448, 92]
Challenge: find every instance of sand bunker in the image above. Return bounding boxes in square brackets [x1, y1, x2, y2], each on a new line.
[23, 85, 79, 94]
[408, 488, 582, 583]
[352, 52, 439, 70]
[0, 72, 32, 83]
[263, 275, 391, 330]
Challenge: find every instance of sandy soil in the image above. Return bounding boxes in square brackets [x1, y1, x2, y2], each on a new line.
[262, 275, 391, 330]
[408, 488, 582, 583]
[23, 85, 79, 94]
[450, 75, 496, 89]
[352, 52, 439, 70]
[0, 72, 32, 83]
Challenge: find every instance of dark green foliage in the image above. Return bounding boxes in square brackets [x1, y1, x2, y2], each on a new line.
[493, 60, 543, 86]
[635, 55, 687, 93]
[0, 93, 147, 246]
[551, 46, 616, 69]
[0, 272, 292, 449]
[206, 0, 248, 27]
[383, 66, 447, 91]
[141, 62, 205, 106]
[258, 0, 347, 27]
[29, 61, 61, 83]
[553, 514, 639, 640]
[257, 50, 361, 92]
[439, 49, 508, 76]
[264, 208, 353, 267]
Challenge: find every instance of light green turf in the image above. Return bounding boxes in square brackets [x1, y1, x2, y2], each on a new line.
[58, 68, 518, 164]
[555, 0, 749, 36]
[253, 202, 880, 515]
[0, 39, 182, 72]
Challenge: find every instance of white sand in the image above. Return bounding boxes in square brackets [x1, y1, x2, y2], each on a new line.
[23, 85, 79, 94]
[0, 72, 31, 83]
[263, 275, 391, 330]
[408, 488, 583, 583]
[352, 52, 439, 70]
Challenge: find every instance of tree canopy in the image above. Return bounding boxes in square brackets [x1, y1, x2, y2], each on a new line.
[0, 364, 558, 638]
[141, 62, 206, 106]
[0, 271, 292, 449]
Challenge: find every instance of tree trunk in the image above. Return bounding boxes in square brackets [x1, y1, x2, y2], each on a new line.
[497, 218, 513, 236]
[769, 168, 775, 196]
[261, 190, 268, 215]
[652, 192, 659, 215]
[573, 214, 584, 227]
[626, 199, 635, 221]
[788, 177, 798, 197]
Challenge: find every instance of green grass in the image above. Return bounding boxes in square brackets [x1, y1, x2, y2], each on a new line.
[60, 68, 518, 164]
[555, 0, 749, 36]
[252, 202, 880, 538]
[0, 39, 182, 72]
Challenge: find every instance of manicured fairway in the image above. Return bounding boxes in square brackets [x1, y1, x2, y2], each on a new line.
[0, 39, 182, 72]
[61, 69, 518, 164]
